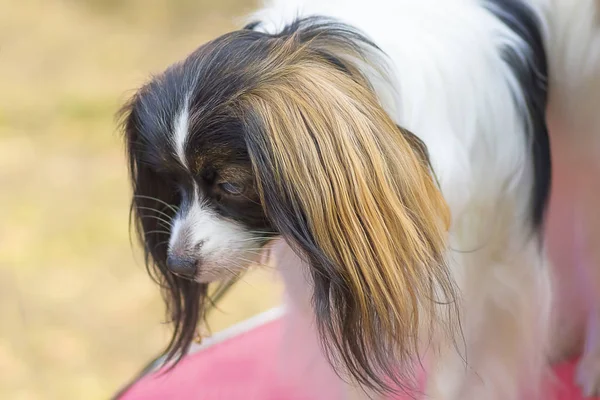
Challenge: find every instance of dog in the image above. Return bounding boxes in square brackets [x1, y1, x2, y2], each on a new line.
[120, 0, 600, 398]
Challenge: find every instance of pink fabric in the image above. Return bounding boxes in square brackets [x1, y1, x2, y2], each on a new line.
[119, 317, 596, 400]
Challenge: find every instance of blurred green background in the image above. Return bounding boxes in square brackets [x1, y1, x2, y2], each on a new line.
[0, 0, 282, 398]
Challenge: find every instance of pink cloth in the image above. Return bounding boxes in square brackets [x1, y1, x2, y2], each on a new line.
[119, 317, 595, 400]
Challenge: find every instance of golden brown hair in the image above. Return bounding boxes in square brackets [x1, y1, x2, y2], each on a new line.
[121, 17, 458, 395]
[236, 19, 458, 394]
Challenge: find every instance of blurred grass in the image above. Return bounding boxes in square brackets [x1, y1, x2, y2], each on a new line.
[0, 0, 282, 399]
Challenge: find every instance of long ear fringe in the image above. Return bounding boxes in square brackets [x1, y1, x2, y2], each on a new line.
[119, 98, 210, 367]
[239, 28, 459, 395]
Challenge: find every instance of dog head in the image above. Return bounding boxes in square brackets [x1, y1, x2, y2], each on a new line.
[121, 18, 456, 394]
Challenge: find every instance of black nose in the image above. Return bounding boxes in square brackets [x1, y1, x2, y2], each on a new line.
[166, 255, 197, 278]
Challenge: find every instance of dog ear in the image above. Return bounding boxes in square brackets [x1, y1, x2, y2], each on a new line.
[241, 56, 457, 394]
[119, 97, 208, 363]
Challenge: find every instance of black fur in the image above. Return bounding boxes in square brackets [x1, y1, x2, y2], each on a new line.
[120, 31, 279, 363]
[121, 6, 552, 395]
[485, 0, 552, 230]
[121, 17, 385, 365]
[121, 95, 208, 364]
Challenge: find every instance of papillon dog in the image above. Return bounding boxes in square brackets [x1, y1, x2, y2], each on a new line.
[120, 0, 600, 398]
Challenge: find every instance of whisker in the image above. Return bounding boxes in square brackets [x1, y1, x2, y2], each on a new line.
[223, 266, 243, 275]
[234, 237, 277, 243]
[136, 206, 176, 221]
[157, 221, 172, 231]
[145, 229, 171, 236]
[208, 275, 242, 306]
[152, 240, 170, 251]
[171, 271, 194, 281]
[220, 247, 266, 252]
[134, 195, 179, 213]
[238, 257, 272, 268]
[207, 265, 246, 282]
[223, 251, 268, 260]
[140, 215, 174, 228]
[247, 230, 278, 235]
[240, 193, 262, 206]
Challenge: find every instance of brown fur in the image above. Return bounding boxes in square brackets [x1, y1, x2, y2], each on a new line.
[235, 28, 459, 394]
[122, 19, 459, 395]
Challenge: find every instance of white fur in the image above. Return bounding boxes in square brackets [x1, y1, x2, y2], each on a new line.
[169, 185, 262, 282]
[531, 0, 600, 144]
[157, 0, 600, 397]
[173, 97, 190, 167]
[531, 0, 600, 396]
[253, 0, 537, 230]
[253, 1, 557, 399]
[168, 98, 263, 282]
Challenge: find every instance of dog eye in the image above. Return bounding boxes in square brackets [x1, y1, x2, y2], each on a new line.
[218, 182, 245, 196]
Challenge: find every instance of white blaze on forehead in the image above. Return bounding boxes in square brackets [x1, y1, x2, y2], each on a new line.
[173, 97, 190, 167]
